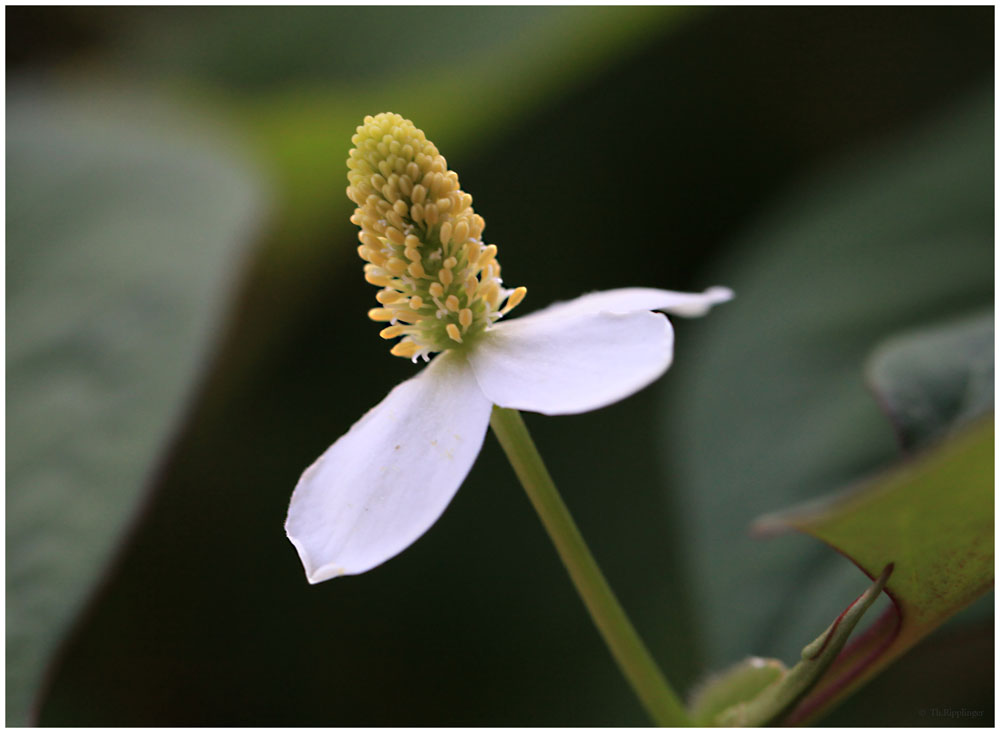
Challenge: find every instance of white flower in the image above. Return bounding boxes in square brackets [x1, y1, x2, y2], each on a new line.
[284, 114, 732, 583]
[286, 287, 732, 583]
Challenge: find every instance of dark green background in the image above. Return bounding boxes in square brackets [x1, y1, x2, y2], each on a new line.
[7, 6, 993, 725]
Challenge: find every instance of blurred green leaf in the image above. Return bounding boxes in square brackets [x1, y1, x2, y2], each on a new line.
[113, 7, 677, 92]
[660, 86, 993, 710]
[755, 417, 993, 723]
[866, 311, 993, 450]
[6, 83, 264, 724]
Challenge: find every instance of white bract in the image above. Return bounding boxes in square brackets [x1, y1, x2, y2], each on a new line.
[285, 114, 732, 583]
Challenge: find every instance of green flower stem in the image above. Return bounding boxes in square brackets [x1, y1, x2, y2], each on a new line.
[489, 406, 690, 727]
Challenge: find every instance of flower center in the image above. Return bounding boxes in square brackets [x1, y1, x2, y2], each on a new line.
[347, 113, 526, 361]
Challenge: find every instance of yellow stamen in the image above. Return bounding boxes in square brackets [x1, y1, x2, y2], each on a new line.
[384, 257, 407, 276]
[479, 244, 498, 266]
[380, 325, 405, 339]
[464, 276, 478, 297]
[481, 282, 500, 308]
[501, 286, 528, 314]
[390, 340, 420, 358]
[375, 289, 403, 305]
[364, 270, 391, 288]
[385, 227, 405, 246]
[393, 309, 422, 324]
[471, 214, 485, 238]
[347, 113, 526, 358]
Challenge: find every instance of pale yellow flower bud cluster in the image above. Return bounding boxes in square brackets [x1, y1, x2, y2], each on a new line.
[347, 113, 526, 360]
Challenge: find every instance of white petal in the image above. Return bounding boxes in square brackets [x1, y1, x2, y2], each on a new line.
[516, 286, 733, 323]
[468, 309, 674, 416]
[285, 351, 491, 582]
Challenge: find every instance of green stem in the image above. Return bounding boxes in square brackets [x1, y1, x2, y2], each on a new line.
[489, 406, 690, 727]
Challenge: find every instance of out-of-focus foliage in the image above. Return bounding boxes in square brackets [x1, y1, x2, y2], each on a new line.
[761, 312, 994, 723]
[662, 87, 993, 724]
[867, 312, 993, 450]
[6, 84, 264, 725]
[758, 312, 995, 723]
[759, 418, 993, 724]
[7, 6, 993, 727]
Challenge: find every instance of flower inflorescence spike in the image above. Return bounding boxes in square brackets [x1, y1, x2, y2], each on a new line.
[347, 112, 526, 360]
